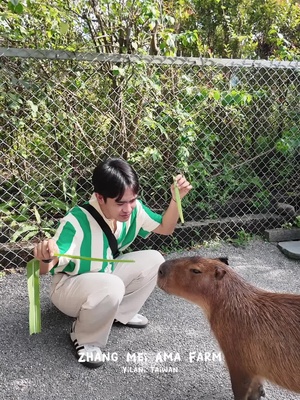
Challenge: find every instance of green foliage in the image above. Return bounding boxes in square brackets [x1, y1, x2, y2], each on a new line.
[227, 230, 254, 246]
[282, 215, 300, 229]
[160, 236, 182, 254]
[276, 126, 300, 153]
[0, 0, 299, 246]
[187, 0, 300, 59]
[1, 0, 300, 59]
[0, 166, 79, 242]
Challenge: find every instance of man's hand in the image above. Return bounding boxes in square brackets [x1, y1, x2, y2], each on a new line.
[171, 174, 193, 200]
[33, 239, 59, 274]
[33, 238, 58, 261]
[153, 174, 193, 236]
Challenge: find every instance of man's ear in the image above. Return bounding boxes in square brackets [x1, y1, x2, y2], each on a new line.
[95, 193, 105, 204]
[215, 257, 229, 265]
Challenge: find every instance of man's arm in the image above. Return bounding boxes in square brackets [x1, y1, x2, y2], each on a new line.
[153, 174, 192, 235]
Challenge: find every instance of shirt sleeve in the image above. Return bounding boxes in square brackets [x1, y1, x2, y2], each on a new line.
[136, 200, 163, 238]
[52, 218, 77, 269]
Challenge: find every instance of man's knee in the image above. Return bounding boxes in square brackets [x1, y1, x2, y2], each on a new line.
[83, 275, 125, 309]
[146, 250, 165, 267]
[139, 250, 165, 277]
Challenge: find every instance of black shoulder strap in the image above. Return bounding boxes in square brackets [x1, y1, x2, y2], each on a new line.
[80, 203, 120, 259]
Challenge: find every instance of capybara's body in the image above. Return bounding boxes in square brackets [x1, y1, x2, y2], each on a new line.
[157, 257, 300, 400]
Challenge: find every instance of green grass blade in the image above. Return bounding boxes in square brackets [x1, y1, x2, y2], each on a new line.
[27, 259, 41, 335]
[54, 253, 135, 263]
[173, 176, 184, 224]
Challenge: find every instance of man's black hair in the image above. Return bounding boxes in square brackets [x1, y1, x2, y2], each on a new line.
[92, 158, 139, 202]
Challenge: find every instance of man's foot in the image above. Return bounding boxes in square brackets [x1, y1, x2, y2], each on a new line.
[114, 313, 148, 328]
[70, 322, 104, 368]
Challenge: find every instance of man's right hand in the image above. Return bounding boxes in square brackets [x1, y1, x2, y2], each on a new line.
[33, 239, 59, 274]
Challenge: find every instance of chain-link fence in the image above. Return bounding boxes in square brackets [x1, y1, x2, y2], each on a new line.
[1, 47, 299, 269]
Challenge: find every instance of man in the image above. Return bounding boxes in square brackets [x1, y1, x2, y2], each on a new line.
[33, 157, 192, 368]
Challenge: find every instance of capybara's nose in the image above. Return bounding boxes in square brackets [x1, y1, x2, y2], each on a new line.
[158, 261, 171, 278]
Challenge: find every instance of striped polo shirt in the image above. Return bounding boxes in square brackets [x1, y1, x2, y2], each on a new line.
[50, 194, 163, 275]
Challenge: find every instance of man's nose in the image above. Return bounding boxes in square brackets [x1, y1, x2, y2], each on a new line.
[122, 202, 131, 212]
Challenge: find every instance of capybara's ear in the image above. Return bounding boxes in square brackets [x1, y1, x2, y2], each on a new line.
[215, 266, 226, 281]
[216, 257, 229, 265]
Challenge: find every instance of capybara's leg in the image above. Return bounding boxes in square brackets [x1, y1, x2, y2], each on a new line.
[228, 366, 254, 400]
[247, 377, 265, 400]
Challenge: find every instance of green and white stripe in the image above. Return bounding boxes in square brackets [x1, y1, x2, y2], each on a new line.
[51, 198, 162, 276]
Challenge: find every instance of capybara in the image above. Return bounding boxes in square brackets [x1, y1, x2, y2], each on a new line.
[157, 256, 300, 400]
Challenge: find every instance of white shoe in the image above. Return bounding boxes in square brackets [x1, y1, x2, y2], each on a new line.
[115, 313, 148, 328]
[70, 322, 104, 368]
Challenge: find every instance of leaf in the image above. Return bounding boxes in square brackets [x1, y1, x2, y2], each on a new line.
[26, 100, 38, 118]
[23, 230, 41, 242]
[14, 3, 23, 14]
[59, 22, 69, 35]
[213, 90, 221, 101]
[111, 66, 125, 76]
[9, 215, 28, 223]
[149, 21, 156, 30]
[42, 231, 53, 239]
[27, 260, 41, 335]
[173, 176, 184, 224]
[54, 253, 135, 263]
[8, 0, 23, 13]
[0, 204, 13, 215]
[46, 198, 70, 212]
[33, 206, 41, 225]
[11, 225, 38, 242]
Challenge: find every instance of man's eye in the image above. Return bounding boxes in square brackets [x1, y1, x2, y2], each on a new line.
[116, 198, 137, 205]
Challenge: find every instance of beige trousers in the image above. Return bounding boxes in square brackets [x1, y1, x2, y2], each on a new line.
[50, 250, 164, 347]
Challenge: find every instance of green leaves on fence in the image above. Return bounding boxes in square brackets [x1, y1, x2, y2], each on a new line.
[173, 176, 184, 224]
[27, 259, 41, 335]
[8, 0, 24, 14]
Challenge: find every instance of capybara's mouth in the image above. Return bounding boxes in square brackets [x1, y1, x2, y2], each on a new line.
[156, 275, 167, 292]
[157, 265, 169, 292]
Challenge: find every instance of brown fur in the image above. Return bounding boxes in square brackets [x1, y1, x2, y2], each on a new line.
[157, 256, 300, 400]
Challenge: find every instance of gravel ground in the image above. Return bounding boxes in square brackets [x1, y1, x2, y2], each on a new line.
[0, 238, 299, 400]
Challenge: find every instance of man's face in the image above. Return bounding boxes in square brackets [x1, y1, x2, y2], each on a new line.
[96, 188, 138, 222]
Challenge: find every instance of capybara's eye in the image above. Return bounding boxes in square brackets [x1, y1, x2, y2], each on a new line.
[191, 269, 202, 274]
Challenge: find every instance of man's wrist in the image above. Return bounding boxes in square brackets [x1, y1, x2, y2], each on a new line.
[171, 198, 177, 203]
